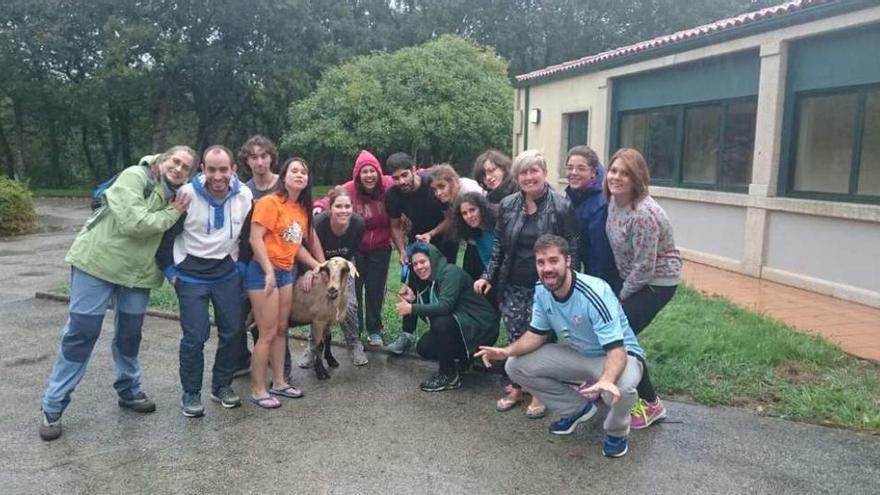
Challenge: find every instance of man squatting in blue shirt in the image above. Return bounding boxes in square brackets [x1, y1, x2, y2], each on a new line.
[475, 234, 645, 458]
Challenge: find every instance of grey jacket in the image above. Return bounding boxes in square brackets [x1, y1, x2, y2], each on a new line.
[481, 184, 579, 294]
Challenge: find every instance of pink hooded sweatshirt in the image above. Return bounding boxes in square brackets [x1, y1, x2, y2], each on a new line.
[314, 150, 393, 253]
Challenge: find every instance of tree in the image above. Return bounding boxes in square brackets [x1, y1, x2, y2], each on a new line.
[284, 35, 513, 183]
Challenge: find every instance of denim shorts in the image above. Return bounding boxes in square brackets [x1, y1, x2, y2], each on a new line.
[244, 260, 295, 290]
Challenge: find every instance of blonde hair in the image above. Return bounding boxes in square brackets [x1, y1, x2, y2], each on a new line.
[511, 149, 547, 178]
[604, 148, 650, 204]
[430, 163, 460, 184]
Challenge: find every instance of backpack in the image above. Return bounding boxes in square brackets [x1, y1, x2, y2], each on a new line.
[84, 163, 155, 230]
[91, 163, 154, 210]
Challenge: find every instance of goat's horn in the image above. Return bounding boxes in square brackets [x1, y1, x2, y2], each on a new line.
[346, 260, 359, 279]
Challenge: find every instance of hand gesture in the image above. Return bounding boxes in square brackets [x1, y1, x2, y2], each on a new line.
[579, 380, 620, 404]
[398, 285, 415, 302]
[170, 191, 190, 213]
[473, 345, 509, 368]
[473, 279, 492, 295]
[415, 232, 432, 244]
[395, 296, 412, 316]
[301, 269, 318, 292]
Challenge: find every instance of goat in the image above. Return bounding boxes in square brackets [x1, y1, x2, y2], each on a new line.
[289, 257, 358, 380]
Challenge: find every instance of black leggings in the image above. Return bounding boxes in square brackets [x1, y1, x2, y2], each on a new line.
[416, 315, 469, 375]
[622, 284, 677, 402]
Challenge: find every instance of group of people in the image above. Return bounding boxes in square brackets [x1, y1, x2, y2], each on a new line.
[37, 135, 682, 459]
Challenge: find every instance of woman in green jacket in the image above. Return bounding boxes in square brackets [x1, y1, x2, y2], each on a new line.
[395, 242, 499, 392]
[39, 146, 195, 442]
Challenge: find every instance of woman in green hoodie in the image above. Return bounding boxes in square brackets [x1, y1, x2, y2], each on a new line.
[395, 242, 499, 392]
[39, 146, 195, 442]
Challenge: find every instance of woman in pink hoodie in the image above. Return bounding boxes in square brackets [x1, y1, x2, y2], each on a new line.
[312, 150, 394, 348]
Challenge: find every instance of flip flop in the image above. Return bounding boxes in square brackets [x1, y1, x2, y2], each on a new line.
[495, 395, 522, 412]
[525, 403, 547, 419]
[250, 394, 281, 409]
[269, 385, 304, 399]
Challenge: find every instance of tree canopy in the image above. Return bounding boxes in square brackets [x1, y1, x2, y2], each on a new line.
[0, 0, 779, 186]
[284, 35, 513, 182]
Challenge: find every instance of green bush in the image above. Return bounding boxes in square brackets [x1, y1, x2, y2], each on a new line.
[0, 177, 38, 236]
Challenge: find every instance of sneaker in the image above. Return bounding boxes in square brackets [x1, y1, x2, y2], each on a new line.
[603, 435, 629, 458]
[297, 349, 316, 369]
[181, 393, 205, 417]
[39, 411, 62, 441]
[210, 387, 242, 409]
[118, 391, 157, 413]
[367, 333, 384, 348]
[549, 402, 597, 435]
[385, 333, 413, 355]
[630, 398, 667, 429]
[349, 342, 368, 366]
[420, 372, 461, 392]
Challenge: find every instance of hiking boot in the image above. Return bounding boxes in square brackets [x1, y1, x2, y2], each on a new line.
[385, 333, 413, 355]
[39, 411, 62, 441]
[297, 349, 316, 369]
[181, 392, 205, 418]
[118, 391, 157, 413]
[210, 387, 242, 409]
[349, 342, 368, 366]
[549, 402, 597, 435]
[367, 333, 384, 348]
[420, 372, 461, 392]
[630, 398, 667, 429]
[603, 435, 629, 458]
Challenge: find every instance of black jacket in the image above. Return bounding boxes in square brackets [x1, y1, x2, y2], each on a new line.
[481, 184, 579, 294]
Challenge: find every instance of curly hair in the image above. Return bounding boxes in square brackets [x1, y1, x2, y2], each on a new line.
[452, 191, 497, 242]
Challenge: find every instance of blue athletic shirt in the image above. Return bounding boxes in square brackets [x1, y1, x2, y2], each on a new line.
[530, 271, 645, 359]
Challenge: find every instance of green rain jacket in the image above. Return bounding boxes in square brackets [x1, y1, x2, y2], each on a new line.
[65, 155, 182, 288]
[407, 243, 500, 352]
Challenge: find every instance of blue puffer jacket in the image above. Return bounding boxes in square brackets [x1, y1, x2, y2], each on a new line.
[565, 165, 620, 293]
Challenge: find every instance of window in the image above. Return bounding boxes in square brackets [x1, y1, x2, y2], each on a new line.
[560, 111, 588, 176]
[618, 98, 756, 189]
[789, 86, 880, 200]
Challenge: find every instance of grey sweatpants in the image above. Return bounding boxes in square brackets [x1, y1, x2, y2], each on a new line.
[506, 344, 643, 438]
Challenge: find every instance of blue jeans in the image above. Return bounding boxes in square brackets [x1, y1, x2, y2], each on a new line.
[42, 267, 150, 414]
[176, 275, 243, 394]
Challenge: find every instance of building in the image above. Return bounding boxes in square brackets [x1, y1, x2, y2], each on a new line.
[513, 0, 880, 309]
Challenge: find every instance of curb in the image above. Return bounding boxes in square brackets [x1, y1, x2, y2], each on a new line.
[33, 291, 501, 373]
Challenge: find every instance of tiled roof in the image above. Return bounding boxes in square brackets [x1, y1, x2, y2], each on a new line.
[515, 0, 837, 84]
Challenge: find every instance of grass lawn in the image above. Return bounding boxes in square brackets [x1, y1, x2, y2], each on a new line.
[51, 247, 880, 432]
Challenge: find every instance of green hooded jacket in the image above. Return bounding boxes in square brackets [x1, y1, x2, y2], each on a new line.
[65, 155, 182, 288]
[407, 243, 500, 352]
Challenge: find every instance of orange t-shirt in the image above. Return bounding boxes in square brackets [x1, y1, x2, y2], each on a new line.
[251, 194, 308, 271]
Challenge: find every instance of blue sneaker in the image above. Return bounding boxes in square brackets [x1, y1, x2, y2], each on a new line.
[603, 435, 628, 458]
[549, 402, 596, 435]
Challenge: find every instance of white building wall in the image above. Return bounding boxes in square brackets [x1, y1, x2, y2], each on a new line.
[519, 5, 880, 308]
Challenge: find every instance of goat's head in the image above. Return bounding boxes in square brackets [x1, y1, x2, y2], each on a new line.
[315, 257, 358, 300]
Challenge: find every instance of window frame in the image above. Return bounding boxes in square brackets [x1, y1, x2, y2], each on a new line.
[615, 95, 757, 193]
[559, 110, 590, 179]
[781, 83, 880, 204]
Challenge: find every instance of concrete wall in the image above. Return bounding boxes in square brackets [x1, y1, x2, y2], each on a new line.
[765, 211, 880, 295]
[518, 5, 880, 308]
[655, 198, 746, 262]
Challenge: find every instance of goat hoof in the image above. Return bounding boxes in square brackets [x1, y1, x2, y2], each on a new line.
[315, 366, 331, 380]
[326, 356, 339, 368]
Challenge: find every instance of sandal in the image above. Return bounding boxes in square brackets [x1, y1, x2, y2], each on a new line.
[269, 385, 304, 399]
[250, 394, 281, 409]
[525, 402, 547, 419]
[495, 395, 522, 412]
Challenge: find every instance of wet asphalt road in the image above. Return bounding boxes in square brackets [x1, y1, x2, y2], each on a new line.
[0, 199, 877, 494]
